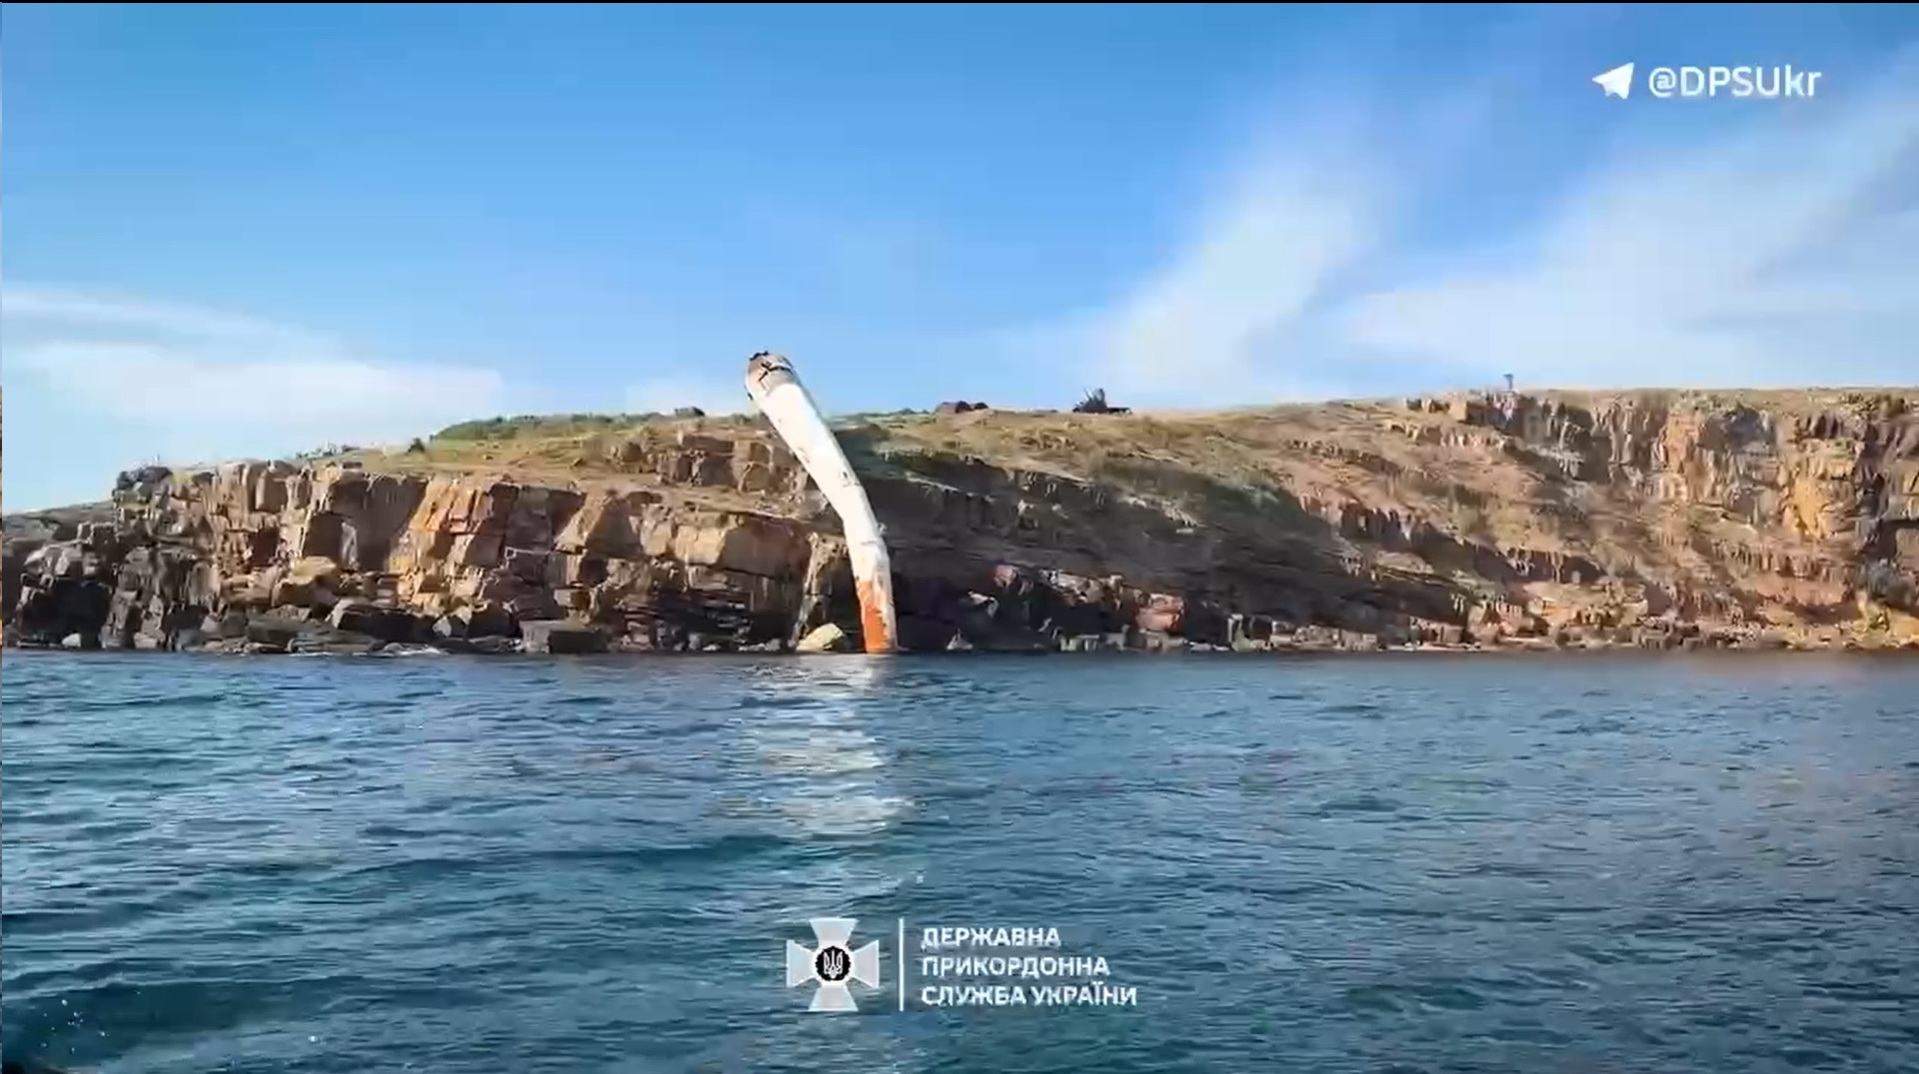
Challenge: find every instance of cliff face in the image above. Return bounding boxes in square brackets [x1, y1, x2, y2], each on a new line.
[6, 388, 1917, 654]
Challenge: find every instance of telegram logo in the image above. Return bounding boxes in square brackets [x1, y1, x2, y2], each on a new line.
[1594, 62, 1635, 99]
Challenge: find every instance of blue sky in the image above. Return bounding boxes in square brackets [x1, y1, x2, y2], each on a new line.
[4, 3, 1917, 510]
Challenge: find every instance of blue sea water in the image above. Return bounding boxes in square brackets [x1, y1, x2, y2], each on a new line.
[3, 651, 1916, 1074]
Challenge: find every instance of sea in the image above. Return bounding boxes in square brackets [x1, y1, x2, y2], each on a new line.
[3, 651, 1916, 1074]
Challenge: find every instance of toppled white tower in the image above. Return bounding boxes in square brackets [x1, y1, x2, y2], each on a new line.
[744, 352, 898, 654]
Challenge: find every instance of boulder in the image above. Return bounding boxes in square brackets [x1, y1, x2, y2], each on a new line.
[794, 623, 849, 654]
[290, 629, 385, 656]
[450, 601, 516, 638]
[519, 618, 609, 654]
[270, 576, 324, 608]
[469, 635, 524, 655]
[244, 619, 300, 653]
[328, 600, 420, 642]
[505, 590, 566, 623]
[435, 634, 522, 655]
[286, 555, 342, 587]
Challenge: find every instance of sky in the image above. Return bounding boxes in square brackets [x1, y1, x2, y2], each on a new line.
[4, 3, 1917, 510]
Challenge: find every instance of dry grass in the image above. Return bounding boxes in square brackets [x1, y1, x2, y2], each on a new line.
[336, 402, 1545, 560]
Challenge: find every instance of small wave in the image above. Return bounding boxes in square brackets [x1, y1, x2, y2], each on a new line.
[733, 695, 825, 712]
[1314, 793, 1403, 815]
[5, 969, 360, 1050]
[779, 793, 910, 837]
[1028, 775, 1126, 801]
[629, 719, 729, 743]
[922, 781, 998, 804]
[1555, 717, 1629, 735]
[1431, 775, 1511, 791]
[1451, 860, 1562, 879]
[1343, 980, 1489, 1012]
[8, 650, 1915, 1074]
[551, 695, 617, 709]
[66, 692, 230, 712]
[756, 745, 886, 776]
[358, 822, 423, 840]
[323, 833, 799, 885]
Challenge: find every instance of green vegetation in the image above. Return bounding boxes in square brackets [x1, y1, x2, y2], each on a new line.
[432, 413, 669, 441]
[429, 408, 935, 444]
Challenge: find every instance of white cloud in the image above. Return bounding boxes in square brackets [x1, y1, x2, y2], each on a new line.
[1097, 152, 1378, 401]
[1071, 51, 1919, 405]
[3, 289, 506, 448]
[2, 290, 325, 347]
[1343, 68, 1919, 390]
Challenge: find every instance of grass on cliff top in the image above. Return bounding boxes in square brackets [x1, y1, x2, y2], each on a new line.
[429, 407, 939, 443]
[354, 388, 1918, 569]
[399, 402, 1462, 504]
[420, 386, 1919, 451]
[408, 403, 1456, 533]
[433, 413, 685, 441]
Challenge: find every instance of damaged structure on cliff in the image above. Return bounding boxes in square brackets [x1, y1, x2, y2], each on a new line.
[1073, 388, 1130, 415]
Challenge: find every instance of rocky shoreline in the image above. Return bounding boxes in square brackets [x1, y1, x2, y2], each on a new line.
[13, 606, 1867, 658]
[5, 388, 1917, 657]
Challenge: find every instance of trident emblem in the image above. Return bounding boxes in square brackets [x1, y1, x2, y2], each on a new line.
[785, 917, 881, 1012]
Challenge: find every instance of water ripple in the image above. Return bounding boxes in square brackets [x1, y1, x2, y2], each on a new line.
[3, 651, 1917, 1074]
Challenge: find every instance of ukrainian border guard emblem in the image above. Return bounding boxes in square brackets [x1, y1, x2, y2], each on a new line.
[785, 917, 881, 1012]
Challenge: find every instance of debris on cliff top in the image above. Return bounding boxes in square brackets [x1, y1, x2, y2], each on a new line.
[934, 400, 989, 415]
[674, 406, 706, 418]
[1073, 388, 1131, 415]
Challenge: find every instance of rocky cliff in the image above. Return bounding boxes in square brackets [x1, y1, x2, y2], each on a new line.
[6, 387, 1917, 654]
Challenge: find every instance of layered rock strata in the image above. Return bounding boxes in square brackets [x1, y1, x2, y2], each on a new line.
[5, 388, 1916, 654]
